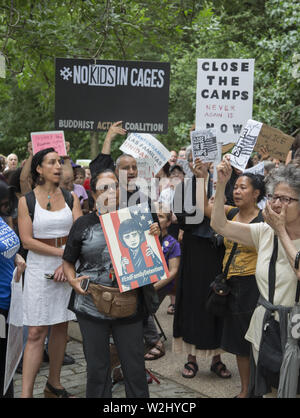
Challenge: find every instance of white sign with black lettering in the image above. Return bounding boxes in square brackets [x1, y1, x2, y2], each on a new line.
[230, 119, 263, 172]
[244, 161, 264, 176]
[196, 59, 254, 144]
[190, 129, 218, 163]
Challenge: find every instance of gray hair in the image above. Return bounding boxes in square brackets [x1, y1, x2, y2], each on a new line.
[265, 163, 300, 204]
[115, 153, 136, 169]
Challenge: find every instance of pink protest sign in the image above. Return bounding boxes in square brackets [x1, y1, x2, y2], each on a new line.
[31, 131, 67, 156]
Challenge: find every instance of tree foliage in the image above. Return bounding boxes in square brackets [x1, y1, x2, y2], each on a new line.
[0, 0, 299, 161]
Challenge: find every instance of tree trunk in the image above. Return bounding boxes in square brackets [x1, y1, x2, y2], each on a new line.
[90, 131, 99, 159]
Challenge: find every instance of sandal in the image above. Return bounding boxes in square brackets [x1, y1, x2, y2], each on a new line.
[44, 381, 75, 398]
[210, 361, 232, 379]
[144, 343, 165, 361]
[182, 361, 198, 379]
[167, 304, 175, 315]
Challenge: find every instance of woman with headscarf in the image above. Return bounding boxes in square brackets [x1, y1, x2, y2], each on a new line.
[18, 148, 82, 398]
[0, 180, 26, 398]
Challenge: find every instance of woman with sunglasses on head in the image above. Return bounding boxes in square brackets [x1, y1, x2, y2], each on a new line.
[18, 148, 82, 398]
[0, 181, 26, 398]
[63, 169, 160, 398]
[211, 157, 300, 397]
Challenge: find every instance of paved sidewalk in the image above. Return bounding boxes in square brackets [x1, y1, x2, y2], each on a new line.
[13, 339, 205, 398]
[13, 298, 240, 398]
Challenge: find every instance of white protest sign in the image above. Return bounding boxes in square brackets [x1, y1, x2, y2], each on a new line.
[190, 128, 218, 163]
[3, 270, 23, 396]
[0, 53, 5, 78]
[75, 159, 91, 167]
[195, 59, 254, 144]
[135, 158, 154, 189]
[244, 161, 265, 176]
[230, 120, 263, 172]
[120, 133, 171, 175]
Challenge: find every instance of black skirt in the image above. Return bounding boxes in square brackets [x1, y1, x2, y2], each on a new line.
[173, 231, 225, 350]
[220, 275, 259, 357]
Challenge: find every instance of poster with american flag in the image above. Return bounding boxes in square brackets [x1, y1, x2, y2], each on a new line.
[99, 202, 169, 292]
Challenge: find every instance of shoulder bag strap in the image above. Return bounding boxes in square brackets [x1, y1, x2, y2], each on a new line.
[223, 242, 238, 277]
[268, 235, 278, 304]
[25, 190, 36, 222]
[222, 208, 263, 278]
[296, 282, 300, 303]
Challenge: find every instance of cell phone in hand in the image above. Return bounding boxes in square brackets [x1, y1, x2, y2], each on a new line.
[45, 273, 55, 280]
[80, 278, 90, 292]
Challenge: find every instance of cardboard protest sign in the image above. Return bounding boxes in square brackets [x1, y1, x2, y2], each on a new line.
[190, 129, 218, 163]
[120, 132, 171, 175]
[31, 131, 66, 156]
[55, 58, 170, 134]
[253, 124, 294, 161]
[230, 120, 263, 171]
[99, 202, 169, 293]
[3, 270, 23, 395]
[195, 59, 254, 144]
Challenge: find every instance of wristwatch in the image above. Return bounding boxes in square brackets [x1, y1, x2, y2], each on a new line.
[295, 251, 300, 270]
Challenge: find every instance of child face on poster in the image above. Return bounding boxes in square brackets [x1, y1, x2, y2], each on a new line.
[122, 230, 141, 249]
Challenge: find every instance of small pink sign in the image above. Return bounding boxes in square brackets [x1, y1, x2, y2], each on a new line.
[31, 131, 67, 156]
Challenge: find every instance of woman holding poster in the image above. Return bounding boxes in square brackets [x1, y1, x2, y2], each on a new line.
[18, 148, 82, 398]
[62, 169, 160, 398]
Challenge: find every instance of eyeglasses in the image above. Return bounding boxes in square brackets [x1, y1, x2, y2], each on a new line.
[267, 194, 299, 205]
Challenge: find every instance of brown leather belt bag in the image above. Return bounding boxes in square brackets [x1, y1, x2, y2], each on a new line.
[36, 236, 68, 248]
[88, 283, 137, 319]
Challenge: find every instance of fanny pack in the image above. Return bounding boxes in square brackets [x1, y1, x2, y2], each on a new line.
[88, 283, 137, 319]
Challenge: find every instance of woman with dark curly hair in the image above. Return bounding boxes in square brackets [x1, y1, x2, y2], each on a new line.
[18, 148, 82, 398]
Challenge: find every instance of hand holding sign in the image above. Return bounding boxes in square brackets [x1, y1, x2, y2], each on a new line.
[217, 155, 232, 185]
[193, 158, 210, 179]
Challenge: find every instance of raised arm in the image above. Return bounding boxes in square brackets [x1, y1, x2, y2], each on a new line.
[210, 156, 255, 247]
[101, 121, 127, 155]
[20, 142, 33, 195]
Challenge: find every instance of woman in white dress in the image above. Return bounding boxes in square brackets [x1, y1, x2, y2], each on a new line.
[18, 148, 82, 398]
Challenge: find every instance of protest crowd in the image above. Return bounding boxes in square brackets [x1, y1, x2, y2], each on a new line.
[0, 120, 299, 400]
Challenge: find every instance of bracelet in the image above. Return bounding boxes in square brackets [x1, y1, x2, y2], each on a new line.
[295, 251, 300, 270]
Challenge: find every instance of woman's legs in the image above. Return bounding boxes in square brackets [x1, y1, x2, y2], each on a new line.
[77, 316, 112, 398]
[47, 322, 68, 389]
[21, 325, 48, 397]
[236, 355, 250, 398]
[113, 320, 149, 398]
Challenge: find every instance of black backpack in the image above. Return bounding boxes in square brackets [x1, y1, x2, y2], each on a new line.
[25, 188, 74, 222]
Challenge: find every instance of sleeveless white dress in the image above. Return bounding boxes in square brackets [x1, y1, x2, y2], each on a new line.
[23, 200, 76, 326]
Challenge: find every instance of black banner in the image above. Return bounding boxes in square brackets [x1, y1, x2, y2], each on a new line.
[55, 58, 170, 133]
